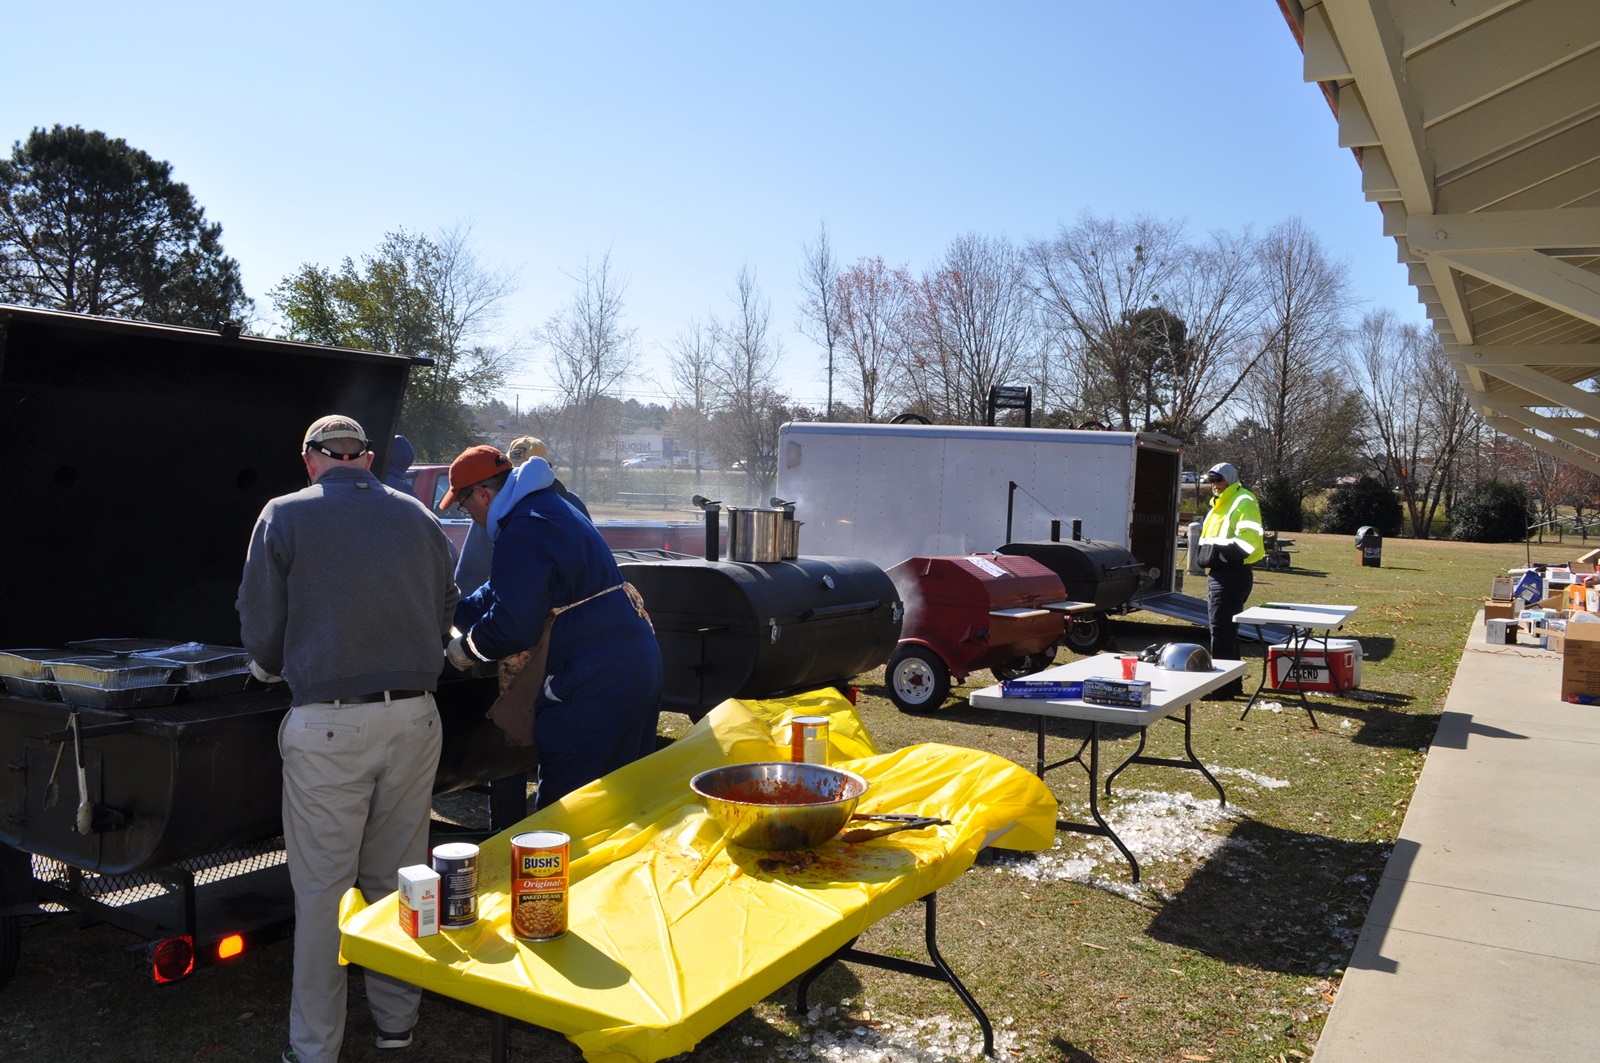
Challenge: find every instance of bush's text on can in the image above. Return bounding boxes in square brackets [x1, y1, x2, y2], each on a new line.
[509, 830, 569, 941]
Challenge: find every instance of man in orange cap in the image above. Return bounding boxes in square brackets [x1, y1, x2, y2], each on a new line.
[440, 444, 661, 808]
[454, 437, 588, 595]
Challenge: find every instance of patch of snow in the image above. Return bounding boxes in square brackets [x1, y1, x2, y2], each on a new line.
[1210, 766, 1291, 789]
[786, 1012, 1027, 1061]
[985, 789, 1247, 893]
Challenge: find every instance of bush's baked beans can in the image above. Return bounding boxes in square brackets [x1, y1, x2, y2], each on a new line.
[509, 830, 569, 941]
[790, 716, 829, 764]
[431, 842, 480, 929]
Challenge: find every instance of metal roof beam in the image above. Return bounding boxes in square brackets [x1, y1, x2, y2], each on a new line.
[1409, 209, 1600, 252]
[1457, 343, 1600, 366]
[1428, 248, 1600, 327]
[1475, 362, 1600, 419]
[1323, 0, 1435, 212]
[1426, 260, 1476, 344]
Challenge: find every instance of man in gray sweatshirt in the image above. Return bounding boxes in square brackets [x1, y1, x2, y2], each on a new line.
[237, 415, 459, 1063]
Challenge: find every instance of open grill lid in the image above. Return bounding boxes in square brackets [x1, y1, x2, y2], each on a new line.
[0, 305, 422, 650]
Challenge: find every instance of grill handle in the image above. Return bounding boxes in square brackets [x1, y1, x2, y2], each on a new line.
[801, 600, 882, 621]
[43, 720, 138, 742]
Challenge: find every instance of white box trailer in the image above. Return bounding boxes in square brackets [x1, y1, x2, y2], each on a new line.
[775, 422, 1227, 652]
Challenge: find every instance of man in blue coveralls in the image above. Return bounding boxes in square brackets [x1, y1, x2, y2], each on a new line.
[441, 444, 662, 807]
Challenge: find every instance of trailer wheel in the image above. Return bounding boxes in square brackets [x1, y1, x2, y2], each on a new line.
[0, 914, 18, 992]
[1064, 613, 1110, 654]
[886, 646, 950, 713]
[991, 644, 1058, 682]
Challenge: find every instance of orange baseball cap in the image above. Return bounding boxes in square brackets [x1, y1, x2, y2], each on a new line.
[440, 445, 512, 510]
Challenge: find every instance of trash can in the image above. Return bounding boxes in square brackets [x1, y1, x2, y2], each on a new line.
[1356, 526, 1382, 567]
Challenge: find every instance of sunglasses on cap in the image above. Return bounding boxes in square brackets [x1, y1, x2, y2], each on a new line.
[305, 440, 369, 461]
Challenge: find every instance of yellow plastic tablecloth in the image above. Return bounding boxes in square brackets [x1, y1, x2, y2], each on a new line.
[338, 690, 1056, 1063]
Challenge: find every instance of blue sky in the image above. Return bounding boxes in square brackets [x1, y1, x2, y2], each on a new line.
[4, 2, 1424, 410]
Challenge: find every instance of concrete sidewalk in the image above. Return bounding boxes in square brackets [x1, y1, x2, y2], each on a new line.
[1313, 613, 1600, 1061]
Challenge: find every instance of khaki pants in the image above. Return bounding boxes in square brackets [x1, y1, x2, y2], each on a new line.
[279, 693, 442, 1063]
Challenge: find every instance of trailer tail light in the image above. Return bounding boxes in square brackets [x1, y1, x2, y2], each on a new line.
[842, 685, 860, 705]
[151, 936, 195, 983]
[216, 933, 245, 960]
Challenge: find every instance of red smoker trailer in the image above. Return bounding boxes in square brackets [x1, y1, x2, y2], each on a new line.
[883, 554, 1078, 712]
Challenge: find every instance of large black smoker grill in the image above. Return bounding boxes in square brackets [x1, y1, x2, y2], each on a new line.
[0, 307, 525, 987]
[616, 550, 902, 718]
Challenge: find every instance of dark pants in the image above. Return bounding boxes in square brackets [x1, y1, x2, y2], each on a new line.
[1207, 564, 1255, 668]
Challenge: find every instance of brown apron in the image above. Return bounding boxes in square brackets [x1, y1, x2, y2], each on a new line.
[486, 582, 651, 747]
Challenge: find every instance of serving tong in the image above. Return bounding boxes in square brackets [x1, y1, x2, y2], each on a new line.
[839, 812, 951, 843]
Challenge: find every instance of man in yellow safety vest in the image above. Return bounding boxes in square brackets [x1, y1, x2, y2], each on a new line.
[1195, 462, 1265, 697]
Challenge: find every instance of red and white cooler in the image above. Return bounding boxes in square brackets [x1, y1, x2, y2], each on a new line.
[1266, 638, 1363, 692]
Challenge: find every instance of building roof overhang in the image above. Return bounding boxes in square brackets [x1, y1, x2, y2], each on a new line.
[1282, 0, 1600, 472]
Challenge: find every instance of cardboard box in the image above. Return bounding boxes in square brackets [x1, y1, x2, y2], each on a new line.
[398, 865, 440, 937]
[1491, 575, 1515, 599]
[1485, 618, 1517, 645]
[1560, 624, 1600, 700]
[1484, 599, 1515, 622]
[1544, 630, 1566, 654]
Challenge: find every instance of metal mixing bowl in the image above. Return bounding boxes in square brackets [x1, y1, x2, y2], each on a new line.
[690, 762, 869, 851]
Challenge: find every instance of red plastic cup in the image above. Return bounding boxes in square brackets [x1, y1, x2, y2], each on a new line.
[1119, 655, 1138, 680]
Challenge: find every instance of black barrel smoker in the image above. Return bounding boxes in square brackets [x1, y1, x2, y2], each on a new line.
[614, 502, 904, 720]
[0, 306, 523, 987]
[999, 518, 1151, 654]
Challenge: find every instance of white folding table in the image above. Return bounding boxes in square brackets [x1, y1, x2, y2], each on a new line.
[969, 654, 1246, 882]
[1233, 601, 1359, 727]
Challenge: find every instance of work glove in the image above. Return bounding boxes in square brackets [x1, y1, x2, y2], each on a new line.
[248, 659, 283, 684]
[445, 635, 475, 672]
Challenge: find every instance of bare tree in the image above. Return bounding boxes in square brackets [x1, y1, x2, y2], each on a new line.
[668, 318, 715, 476]
[1350, 310, 1479, 537]
[900, 233, 1037, 424]
[542, 252, 639, 490]
[709, 267, 789, 497]
[1154, 228, 1270, 437]
[831, 256, 913, 423]
[797, 222, 842, 418]
[1027, 212, 1186, 430]
[1244, 218, 1355, 479]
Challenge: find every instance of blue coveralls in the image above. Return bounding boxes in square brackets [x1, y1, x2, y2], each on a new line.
[456, 460, 661, 807]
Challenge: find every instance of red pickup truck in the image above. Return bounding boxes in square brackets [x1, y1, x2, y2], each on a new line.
[405, 464, 473, 553]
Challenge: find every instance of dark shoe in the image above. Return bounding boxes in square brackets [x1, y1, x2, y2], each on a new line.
[376, 1028, 414, 1050]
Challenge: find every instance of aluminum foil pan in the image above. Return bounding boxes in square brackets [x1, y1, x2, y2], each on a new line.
[0, 648, 96, 681]
[183, 672, 253, 699]
[66, 637, 186, 656]
[0, 648, 106, 701]
[54, 681, 183, 710]
[48, 656, 180, 689]
[131, 643, 251, 683]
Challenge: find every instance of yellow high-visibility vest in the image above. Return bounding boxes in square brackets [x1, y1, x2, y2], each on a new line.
[1199, 483, 1266, 566]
